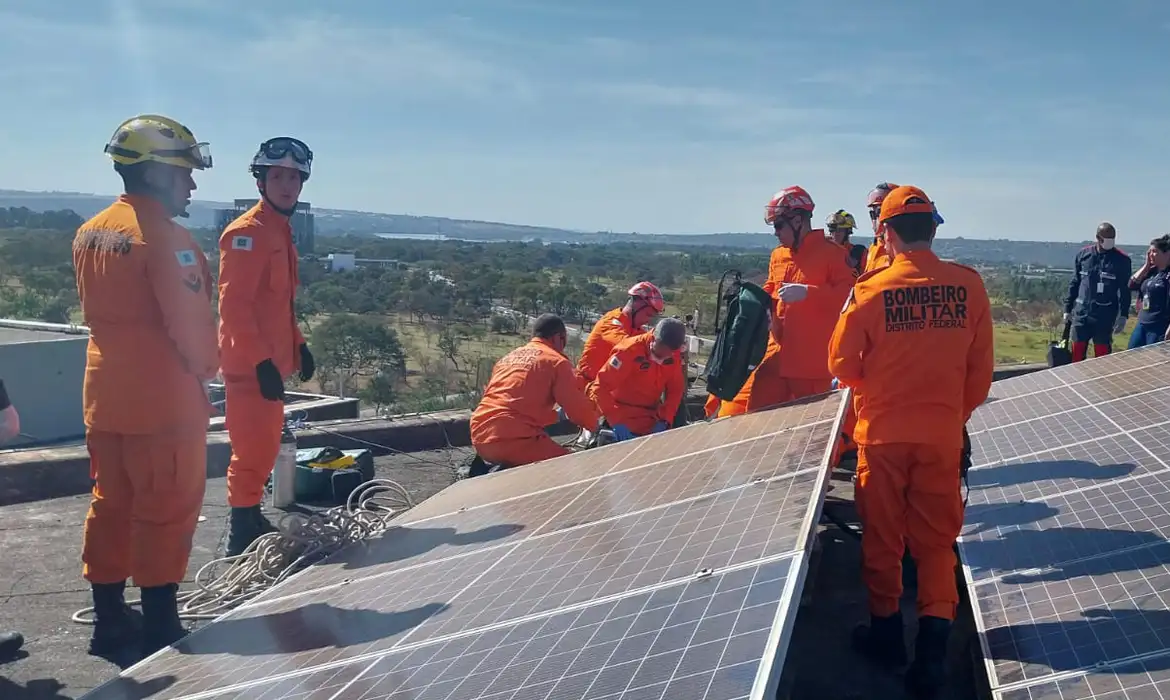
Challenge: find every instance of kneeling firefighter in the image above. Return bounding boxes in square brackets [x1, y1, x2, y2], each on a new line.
[218, 137, 315, 556]
[589, 318, 687, 441]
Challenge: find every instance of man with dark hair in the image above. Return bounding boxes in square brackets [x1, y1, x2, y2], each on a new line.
[828, 185, 994, 699]
[75, 114, 218, 658]
[1063, 222, 1133, 362]
[590, 318, 687, 441]
[218, 137, 315, 556]
[471, 314, 599, 468]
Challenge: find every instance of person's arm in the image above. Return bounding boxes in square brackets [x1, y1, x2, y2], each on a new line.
[803, 249, 855, 315]
[218, 227, 273, 368]
[145, 226, 218, 379]
[1064, 254, 1081, 314]
[963, 279, 996, 421]
[553, 359, 599, 431]
[1119, 254, 1134, 317]
[656, 356, 686, 424]
[593, 347, 631, 424]
[827, 287, 868, 388]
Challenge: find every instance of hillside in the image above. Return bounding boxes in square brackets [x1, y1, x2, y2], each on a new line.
[0, 189, 1094, 267]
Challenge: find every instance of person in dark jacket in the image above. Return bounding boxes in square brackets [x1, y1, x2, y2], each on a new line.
[1127, 234, 1170, 349]
[0, 379, 26, 660]
[1063, 222, 1133, 362]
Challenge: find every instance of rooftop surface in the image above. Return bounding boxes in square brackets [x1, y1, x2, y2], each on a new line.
[0, 433, 980, 700]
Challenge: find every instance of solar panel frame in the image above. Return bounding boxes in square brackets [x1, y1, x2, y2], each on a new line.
[959, 343, 1170, 698]
[80, 390, 848, 700]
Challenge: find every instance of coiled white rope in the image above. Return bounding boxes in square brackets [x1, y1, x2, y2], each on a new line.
[72, 478, 415, 625]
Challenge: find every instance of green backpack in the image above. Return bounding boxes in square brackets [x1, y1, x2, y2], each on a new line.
[704, 280, 773, 401]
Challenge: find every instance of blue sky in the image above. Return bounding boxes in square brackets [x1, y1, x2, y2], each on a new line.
[1, 0, 1168, 241]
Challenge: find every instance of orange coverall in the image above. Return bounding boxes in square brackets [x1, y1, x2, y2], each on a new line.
[74, 195, 218, 588]
[589, 332, 685, 436]
[217, 202, 305, 508]
[865, 239, 892, 273]
[576, 308, 638, 388]
[718, 231, 854, 417]
[471, 338, 599, 467]
[828, 250, 994, 621]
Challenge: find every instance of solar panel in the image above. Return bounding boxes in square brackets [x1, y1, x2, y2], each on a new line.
[81, 391, 846, 700]
[958, 342, 1170, 699]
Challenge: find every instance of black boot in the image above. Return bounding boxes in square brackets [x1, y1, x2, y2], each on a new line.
[88, 581, 143, 657]
[906, 616, 951, 700]
[253, 506, 279, 536]
[852, 611, 908, 669]
[140, 584, 187, 658]
[0, 630, 24, 660]
[226, 506, 267, 557]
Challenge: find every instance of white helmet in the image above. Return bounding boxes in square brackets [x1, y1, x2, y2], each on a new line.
[250, 137, 312, 180]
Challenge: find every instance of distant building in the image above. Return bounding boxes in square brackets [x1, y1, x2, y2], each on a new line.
[326, 253, 356, 272]
[214, 199, 315, 254]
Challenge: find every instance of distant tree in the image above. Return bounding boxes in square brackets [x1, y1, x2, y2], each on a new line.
[309, 315, 406, 395]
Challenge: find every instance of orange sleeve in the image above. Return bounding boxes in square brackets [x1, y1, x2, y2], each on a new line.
[762, 249, 783, 296]
[593, 344, 634, 425]
[656, 356, 686, 424]
[962, 275, 995, 420]
[553, 358, 599, 430]
[827, 286, 868, 387]
[806, 246, 854, 317]
[144, 226, 218, 380]
[218, 226, 272, 368]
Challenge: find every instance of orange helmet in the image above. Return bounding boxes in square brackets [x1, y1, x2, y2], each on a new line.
[627, 281, 665, 312]
[764, 186, 815, 226]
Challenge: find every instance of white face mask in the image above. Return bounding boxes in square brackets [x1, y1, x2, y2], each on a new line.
[1100, 238, 1116, 250]
[0, 405, 20, 445]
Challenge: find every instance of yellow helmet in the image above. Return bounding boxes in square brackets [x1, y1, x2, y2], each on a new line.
[826, 209, 857, 230]
[103, 114, 213, 170]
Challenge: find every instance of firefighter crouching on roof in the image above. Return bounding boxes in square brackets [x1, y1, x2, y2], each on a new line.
[218, 137, 315, 557]
[1063, 222, 1133, 362]
[716, 186, 854, 417]
[589, 318, 687, 441]
[828, 185, 994, 699]
[75, 115, 219, 658]
[471, 314, 600, 468]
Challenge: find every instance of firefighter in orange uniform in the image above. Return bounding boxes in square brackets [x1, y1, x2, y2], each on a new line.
[471, 314, 600, 467]
[828, 186, 993, 698]
[576, 282, 665, 387]
[217, 138, 315, 556]
[590, 318, 687, 440]
[716, 186, 854, 417]
[76, 115, 217, 658]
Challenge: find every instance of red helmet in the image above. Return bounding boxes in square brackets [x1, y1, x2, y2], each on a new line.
[627, 281, 665, 313]
[866, 182, 899, 208]
[764, 186, 814, 226]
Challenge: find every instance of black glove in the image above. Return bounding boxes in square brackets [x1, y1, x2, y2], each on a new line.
[255, 359, 286, 402]
[0, 379, 9, 411]
[960, 425, 973, 477]
[298, 344, 315, 382]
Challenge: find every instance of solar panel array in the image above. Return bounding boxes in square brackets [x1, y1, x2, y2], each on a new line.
[958, 342, 1170, 699]
[82, 391, 847, 700]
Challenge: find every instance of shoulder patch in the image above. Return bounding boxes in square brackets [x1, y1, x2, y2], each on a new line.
[609, 356, 622, 369]
[231, 235, 253, 251]
[174, 249, 198, 267]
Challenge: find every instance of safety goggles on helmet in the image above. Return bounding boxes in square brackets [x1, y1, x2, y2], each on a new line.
[252, 137, 313, 177]
[260, 137, 312, 165]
